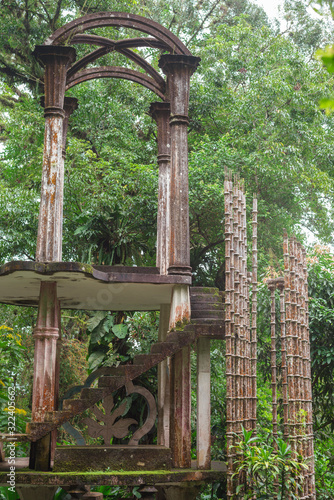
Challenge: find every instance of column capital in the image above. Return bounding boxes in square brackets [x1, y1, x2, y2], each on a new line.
[33, 45, 76, 115]
[33, 45, 76, 67]
[158, 54, 200, 76]
[149, 101, 170, 121]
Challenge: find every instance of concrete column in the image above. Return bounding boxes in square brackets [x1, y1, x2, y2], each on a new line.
[149, 102, 171, 275]
[164, 484, 201, 500]
[196, 337, 211, 469]
[158, 55, 200, 276]
[157, 304, 171, 447]
[169, 285, 191, 468]
[16, 487, 57, 500]
[29, 282, 60, 470]
[138, 486, 158, 499]
[33, 45, 76, 262]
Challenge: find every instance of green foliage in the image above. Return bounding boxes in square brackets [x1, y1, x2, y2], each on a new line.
[307, 245, 334, 430]
[232, 427, 308, 499]
[314, 432, 334, 498]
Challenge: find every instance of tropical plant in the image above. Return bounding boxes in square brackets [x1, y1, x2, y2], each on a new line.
[232, 426, 307, 499]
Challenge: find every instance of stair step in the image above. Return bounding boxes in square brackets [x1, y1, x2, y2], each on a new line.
[150, 342, 170, 355]
[191, 318, 224, 325]
[44, 410, 72, 423]
[99, 366, 126, 376]
[191, 309, 223, 319]
[133, 354, 153, 365]
[63, 399, 93, 412]
[191, 300, 223, 309]
[190, 287, 219, 294]
[80, 388, 106, 402]
[98, 375, 126, 388]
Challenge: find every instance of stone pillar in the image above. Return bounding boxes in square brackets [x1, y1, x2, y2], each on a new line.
[138, 486, 158, 499]
[168, 285, 191, 468]
[157, 304, 171, 447]
[29, 281, 60, 470]
[59, 96, 78, 250]
[16, 487, 57, 500]
[149, 102, 171, 275]
[158, 55, 200, 276]
[196, 337, 211, 469]
[33, 45, 76, 262]
[164, 484, 201, 500]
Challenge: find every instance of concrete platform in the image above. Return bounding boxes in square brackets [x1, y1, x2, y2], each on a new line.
[0, 458, 226, 486]
[0, 261, 191, 310]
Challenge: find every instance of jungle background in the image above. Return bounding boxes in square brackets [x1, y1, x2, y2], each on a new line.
[0, 0, 334, 497]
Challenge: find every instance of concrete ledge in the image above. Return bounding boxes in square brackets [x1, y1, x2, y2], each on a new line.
[53, 445, 172, 472]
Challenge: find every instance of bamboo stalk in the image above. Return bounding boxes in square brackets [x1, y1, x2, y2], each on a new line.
[251, 197, 258, 433]
[224, 173, 234, 500]
[302, 248, 316, 499]
[233, 180, 241, 439]
[269, 283, 278, 444]
[278, 281, 289, 442]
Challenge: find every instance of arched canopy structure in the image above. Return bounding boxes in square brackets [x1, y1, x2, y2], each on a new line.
[38, 12, 195, 100]
[66, 66, 166, 100]
[44, 11, 191, 55]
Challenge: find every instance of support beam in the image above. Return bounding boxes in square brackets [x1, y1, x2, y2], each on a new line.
[196, 337, 211, 469]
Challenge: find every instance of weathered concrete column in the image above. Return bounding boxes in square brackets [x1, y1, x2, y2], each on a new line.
[164, 484, 201, 500]
[149, 102, 171, 275]
[157, 304, 171, 447]
[196, 337, 211, 469]
[33, 45, 76, 262]
[29, 281, 60, 470]
[158, 55, 200, 276]
[16, 486, 57, 500]
[59, 96, 78, 248]
[169, 285, 191, 468]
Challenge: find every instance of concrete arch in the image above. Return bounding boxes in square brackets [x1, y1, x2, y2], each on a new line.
[44, 11, 192, 56]
[66, 66, 166, 100]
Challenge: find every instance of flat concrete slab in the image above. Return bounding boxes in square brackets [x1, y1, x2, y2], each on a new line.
[0, 262, 191, 310]
[0, 459, 226, 486]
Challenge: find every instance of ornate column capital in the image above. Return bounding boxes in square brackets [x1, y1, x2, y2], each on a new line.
[33, 45, 76, 117]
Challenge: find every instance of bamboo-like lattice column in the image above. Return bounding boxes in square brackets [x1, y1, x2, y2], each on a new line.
[251, 197, 258, 433]
[224, 173, 257, 498]
[267, 234, 316, 499]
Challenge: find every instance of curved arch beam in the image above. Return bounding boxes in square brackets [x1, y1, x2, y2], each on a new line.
[71, 34, 168, 51]
[66, 66, 166, 100]
[44, 11, 191, 56]
[67, 44, 165, 86]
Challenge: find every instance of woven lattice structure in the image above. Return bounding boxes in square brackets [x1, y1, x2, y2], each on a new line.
[224, 173, 258, 498]
[266, 234, 316, 499]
